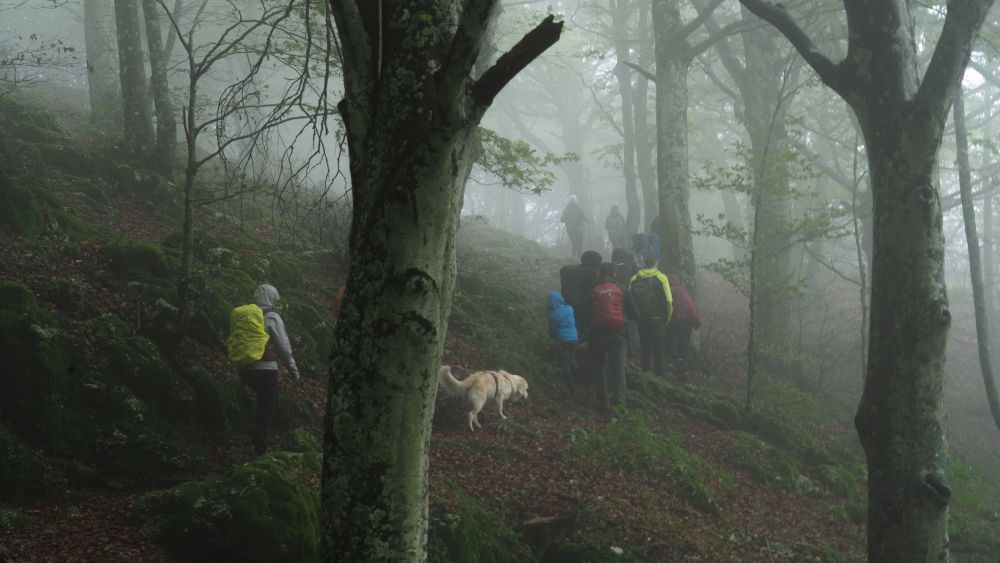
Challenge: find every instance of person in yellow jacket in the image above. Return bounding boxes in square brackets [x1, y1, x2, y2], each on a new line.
[629, 254, 673, 377]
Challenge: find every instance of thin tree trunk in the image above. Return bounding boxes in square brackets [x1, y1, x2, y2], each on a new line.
[84, 0, 122, 130]
[142, 0, 176, 176]
[954, 85, 1000, 432]
[633, 0, 656, 232]
[611, 0, 641, 236]
[720, 190, 747, 264]
[114, 0, 154, 155]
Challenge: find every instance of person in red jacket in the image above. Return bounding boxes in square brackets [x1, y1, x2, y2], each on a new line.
[665, 274, 701, 382]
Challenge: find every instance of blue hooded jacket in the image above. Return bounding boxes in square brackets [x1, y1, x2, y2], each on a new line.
[547, 291, 578, 343]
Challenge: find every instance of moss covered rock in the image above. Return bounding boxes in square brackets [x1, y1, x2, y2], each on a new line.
[0, 280, 77, 441]
[0, 422, 61, 500]
[281, 295, 332, 380]
[183, 364, 253, 431]
[103, 241, 172, 279]
[0, 164, 43, 236]
[135, 452, 321, 563]
[278, 428, 320, 454]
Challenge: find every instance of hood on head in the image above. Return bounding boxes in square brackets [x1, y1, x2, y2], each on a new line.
[547, 291, 566, 309]
[253, 284, 280, 309]
[580, 250, 602, 268]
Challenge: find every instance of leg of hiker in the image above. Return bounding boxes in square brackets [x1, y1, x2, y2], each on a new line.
[608, 332, 628, 405]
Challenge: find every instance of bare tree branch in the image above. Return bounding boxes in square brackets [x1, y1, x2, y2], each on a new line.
[914, 0, 997, 115]
[736, 0, 846, 96]
[473, 14, 563, 110]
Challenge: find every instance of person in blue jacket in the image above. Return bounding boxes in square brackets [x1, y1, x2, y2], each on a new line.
[547, 291, 579, 385]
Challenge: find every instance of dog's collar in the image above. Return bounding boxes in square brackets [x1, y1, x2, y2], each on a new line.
[490, 372, 501, 394]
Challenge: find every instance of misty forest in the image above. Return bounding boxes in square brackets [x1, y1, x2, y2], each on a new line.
[3, 0, 1000, 561]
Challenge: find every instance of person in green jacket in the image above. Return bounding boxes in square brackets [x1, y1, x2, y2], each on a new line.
[629, 254, 673, 377]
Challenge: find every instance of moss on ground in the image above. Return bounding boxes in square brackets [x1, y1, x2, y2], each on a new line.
[570, 411, 723, 514]
[135, 452, 321, 563]
[0, 164, 44, 236]
[428, 480, 535, 563]
[0, 422, 61, 500]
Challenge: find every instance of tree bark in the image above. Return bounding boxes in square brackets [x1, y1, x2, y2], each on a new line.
[954, 85, 1000, 433]
[652, 0, 696, 289]
[321, 4, 562, 560]
[114, 0, 154, 156]
[633, 0, 656, 232]
[84, 0, 123, 130]
[737, 0, 996, 558]
[610, 0, 641, 237]
[141, 0, 176, 177]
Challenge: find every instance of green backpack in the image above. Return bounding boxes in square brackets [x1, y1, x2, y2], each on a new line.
[227, 304, 269, 365]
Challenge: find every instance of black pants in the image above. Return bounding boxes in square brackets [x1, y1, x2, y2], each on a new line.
[666, 322, 695, 376]
[555, 341, 577, 385]
[637, 318, 667, 376]
[590, 330, 628, 408]
[240, 369, 278, 456]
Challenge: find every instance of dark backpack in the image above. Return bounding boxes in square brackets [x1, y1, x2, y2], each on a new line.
[591, 282, 625, 331]
[559, 265, 582, 309]
[631, 276, 663, 319]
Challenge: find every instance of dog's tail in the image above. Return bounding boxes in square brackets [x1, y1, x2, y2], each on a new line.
[437, 365, 468, 396]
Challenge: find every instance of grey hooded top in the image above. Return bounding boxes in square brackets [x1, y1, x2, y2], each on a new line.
[243, 284, 300, 378]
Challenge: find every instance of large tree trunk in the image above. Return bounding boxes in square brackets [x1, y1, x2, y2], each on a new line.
[321, 4, 561, 560]
[114, 0, 154, 156]
[652, 0, 695, 289]
[633, 0, 656, 231]
[141, 0, 176, 176]
[611, 0, 641, 236]
[84, 0, 122, 130]
[737, 0, 996, 558]
[954, 85, 1000, 432]
[856, 107, 951, 562]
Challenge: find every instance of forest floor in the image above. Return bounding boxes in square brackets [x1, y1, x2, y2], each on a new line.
[1, 102, 995, 563]
[0, 222, 869, 562]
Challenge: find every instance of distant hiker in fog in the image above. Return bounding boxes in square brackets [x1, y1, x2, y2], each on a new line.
[605, 205, 628, 251]
[230, 284, 301, 457]
[629, 255, 673, 378]
[547, 291, 578, 386]
[561, 195, 586, 258]
[590, 263, 639, 410]
[666, 274, 701, 382]
[634, 215, 662, 260]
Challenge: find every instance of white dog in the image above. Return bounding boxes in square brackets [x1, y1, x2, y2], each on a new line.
[437, 366, 529, 431]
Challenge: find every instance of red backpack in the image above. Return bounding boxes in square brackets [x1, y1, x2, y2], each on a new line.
[591, 282, 625, 331]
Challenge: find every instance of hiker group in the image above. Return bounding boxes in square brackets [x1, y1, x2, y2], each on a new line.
[547, 224, 700, 411]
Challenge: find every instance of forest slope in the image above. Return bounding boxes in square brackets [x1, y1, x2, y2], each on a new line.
[0, 97, 996, 562]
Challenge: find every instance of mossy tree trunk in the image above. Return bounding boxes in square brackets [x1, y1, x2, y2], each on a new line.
[739, 0, 996, 558]
[84, 0, 123, 130]
[114, 0, 154, 156]
[651, 0, 729, 291]
[321, 3, 561, 561]
[141, 0, 176, 177]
